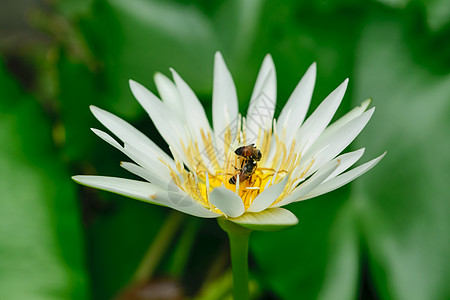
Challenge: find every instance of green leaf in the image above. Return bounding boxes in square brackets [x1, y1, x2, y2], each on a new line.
[353, 16, 450, 300]
[0, 61, 88, 299]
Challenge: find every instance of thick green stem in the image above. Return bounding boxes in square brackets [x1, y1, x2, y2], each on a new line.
[229, 230, 250, 300]
[218, 218, 252, 300]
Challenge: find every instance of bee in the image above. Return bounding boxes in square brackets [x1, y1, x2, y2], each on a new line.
[229, 159, 257, 184]
[229, 144, 262, 185]
[234, 144, 262, 161]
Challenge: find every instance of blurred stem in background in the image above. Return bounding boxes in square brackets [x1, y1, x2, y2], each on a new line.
[132, 211, 186, 284]
[167, 216, 201, 277]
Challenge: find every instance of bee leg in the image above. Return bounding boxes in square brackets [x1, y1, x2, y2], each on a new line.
[260, 169, 288, 181]
[258, 167, 288, 174]
[260, 174, 274, 181]
[247, 174, 257, 186]
[232, 165, 243, 172]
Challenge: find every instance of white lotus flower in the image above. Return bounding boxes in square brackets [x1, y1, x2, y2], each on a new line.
[73, 52, 385, 231]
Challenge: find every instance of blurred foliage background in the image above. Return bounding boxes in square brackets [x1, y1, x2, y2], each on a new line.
[1, 0, 450, 299]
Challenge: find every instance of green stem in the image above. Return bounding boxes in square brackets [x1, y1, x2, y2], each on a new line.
[218, 218, 252, 300]
[132, 211, 185, 283]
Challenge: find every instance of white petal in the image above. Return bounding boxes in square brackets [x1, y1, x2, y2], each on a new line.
[169, 70, 217, 171]
[72, 175, 159, 199]
[318, 98, 372, 142]
[277, 62, 316, 145]
[274, 158, 340, 207]
[324, 148, 365, 182]
[91, 128, 122, 151]
[209, 186, 245, 218]
[230, 208, 298, 231]
[91, 128, 172, 181]
[246, 54, 276, 144]
[247, 175, 289, 212]
[213, 52, 239, 156]
[90, 105, 175, 167]
[302, 108, 374, 177]
[128, 80, 190, 167]
[300, 152, 386, 200]
[295, 79, 348, 154]
[249, 54, 276, 104]
[72, 175, 219, 218]
[157, 190, 220, 218]
[123, 143, 172, 180]
[120, 161, 169, 188]
[170, 68, 212, 136]
[154, 72, 184, 119]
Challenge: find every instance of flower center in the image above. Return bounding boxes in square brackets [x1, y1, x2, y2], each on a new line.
[164, 118, 312, 213]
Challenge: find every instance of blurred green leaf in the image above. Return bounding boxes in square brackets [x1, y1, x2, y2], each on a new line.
[0, 60, 88, 299]
[214, 0, 264, 63]
[58, 56, 99, 161]
[423, 0, 450, 30]
[78, 0, 218, 119]
[376, 0, 450, 31]
[353, 15, 450, 300]
[55, 0, 93, 18]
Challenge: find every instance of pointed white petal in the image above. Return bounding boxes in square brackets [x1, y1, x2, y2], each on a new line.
[275, 159, 340, 207]
[299, 152, 386, 200]
[157, 190, 220, 218]
[295, 79, 348, 154]
[72, 175, 219, 218]
[302, 108, 375, 177]
[247, 175, 289, 213]
[90, 105, 175, 166]
[129, 79, 184, 147]
[154, 72, 184, 119]
[249, 54, 276, 104]
[209, 186, 245, 218]
[169, 70, 216, 171]
[230, 208, 298, 231]
[170, 68, 212, 135]
[120, 161, 169, 188]
[72, 175, 159, 200]
[301, 152, 386, 200]
[123, 143, 172, 180]
[91, 128, 123, 151]
[277, 62, 316, 145]
[319, 98, 372, 142]
[325, 148, 365, 181]
[129, 80, 190, 167]
[246, 54, 276, 144]
[213, 52, 239, 154]
[91, 128, 172, 181]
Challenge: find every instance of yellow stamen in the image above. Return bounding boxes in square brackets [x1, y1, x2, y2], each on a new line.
[167, 118, 318, 215]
